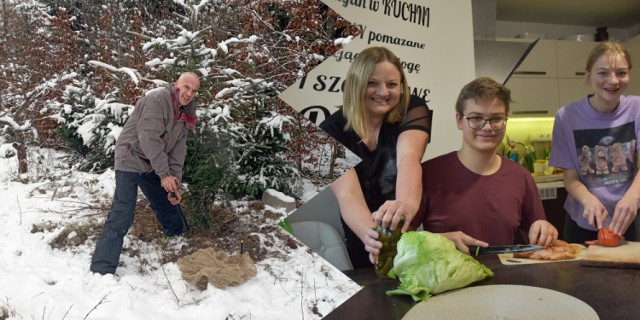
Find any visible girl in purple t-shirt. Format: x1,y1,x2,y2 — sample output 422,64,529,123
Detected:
550,41,640,243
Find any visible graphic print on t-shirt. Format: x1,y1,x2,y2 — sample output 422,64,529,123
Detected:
573,122,637,188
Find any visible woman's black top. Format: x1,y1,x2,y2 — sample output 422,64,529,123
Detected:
320,95,431,268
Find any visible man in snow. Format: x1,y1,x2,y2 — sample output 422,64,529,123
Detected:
90,72,200,275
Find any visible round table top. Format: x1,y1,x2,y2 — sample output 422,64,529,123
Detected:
402,284,599,320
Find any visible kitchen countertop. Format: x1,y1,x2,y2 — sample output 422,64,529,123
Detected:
534,173,564,189
536,180,564,189
326,255,640,320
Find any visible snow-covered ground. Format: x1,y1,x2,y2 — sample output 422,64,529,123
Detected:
0,148,360,319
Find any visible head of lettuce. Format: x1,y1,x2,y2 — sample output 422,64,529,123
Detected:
386,231,494,301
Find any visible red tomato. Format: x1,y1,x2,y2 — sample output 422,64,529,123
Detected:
597,228,621,247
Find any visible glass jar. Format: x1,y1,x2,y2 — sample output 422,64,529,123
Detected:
374,219,404,278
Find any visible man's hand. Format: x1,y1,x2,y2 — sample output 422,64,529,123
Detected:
440,231,488,254
161,175,179,193
168,190,182,205
528,220,558,247
162,175,182,205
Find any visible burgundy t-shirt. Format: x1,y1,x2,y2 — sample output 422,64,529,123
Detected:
416,151,545,245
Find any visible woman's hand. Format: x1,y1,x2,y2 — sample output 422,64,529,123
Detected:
609,195,638,236
362,228,383,264
528,220,557,247
581,194,609,229
372,200,417,232
439,231,488,254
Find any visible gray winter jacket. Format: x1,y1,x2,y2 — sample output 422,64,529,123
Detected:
114,85,197,181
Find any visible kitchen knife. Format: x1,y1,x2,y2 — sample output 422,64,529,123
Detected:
468,245,544,256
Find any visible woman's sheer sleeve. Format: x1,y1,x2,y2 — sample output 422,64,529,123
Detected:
399,95,432,136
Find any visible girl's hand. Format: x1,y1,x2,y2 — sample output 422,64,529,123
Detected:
609,195,638,236
581,195,609,229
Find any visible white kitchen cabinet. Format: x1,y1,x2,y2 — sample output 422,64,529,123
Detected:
512,39,557,78
624,35,640,96
558,78,591,107
555,41,598,109
506,39,601,116
506,39,559,115
556,40,598,78
507,77,559,116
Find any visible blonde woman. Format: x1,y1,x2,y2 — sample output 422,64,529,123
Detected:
320,46,431,268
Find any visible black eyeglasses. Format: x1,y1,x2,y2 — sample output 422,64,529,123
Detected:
461,114,508,130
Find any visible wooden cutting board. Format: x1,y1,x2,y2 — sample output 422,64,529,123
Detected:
580,241,640,269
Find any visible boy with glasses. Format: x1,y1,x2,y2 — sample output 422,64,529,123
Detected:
394,77,557,254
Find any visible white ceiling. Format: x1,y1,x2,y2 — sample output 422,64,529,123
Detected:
497,0,640,29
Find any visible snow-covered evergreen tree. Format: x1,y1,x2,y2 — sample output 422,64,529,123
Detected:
56,80,132,172
53,0,144,173
137,0,301,199
3,0,357,200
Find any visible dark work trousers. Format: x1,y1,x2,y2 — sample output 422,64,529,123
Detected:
90,170,188,275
